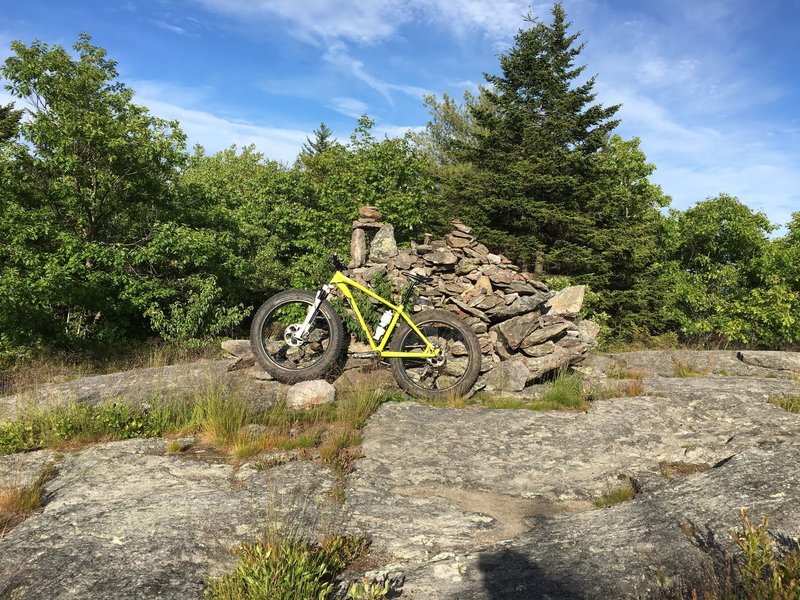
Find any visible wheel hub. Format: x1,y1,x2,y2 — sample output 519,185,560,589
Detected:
284,324,304,347
426,343,446,368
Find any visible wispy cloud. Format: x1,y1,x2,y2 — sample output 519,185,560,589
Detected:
193,0,537,44
138,94,309,164
149,19,198,37
322,41,432,103
328,97,369,118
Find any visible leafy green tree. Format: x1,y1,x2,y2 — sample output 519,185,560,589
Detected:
662,194,799,347
0,34,187,349
0,102,22,142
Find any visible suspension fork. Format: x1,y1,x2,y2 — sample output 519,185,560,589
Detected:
294,284,334,341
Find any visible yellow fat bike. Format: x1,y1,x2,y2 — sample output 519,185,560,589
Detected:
249,255,481,400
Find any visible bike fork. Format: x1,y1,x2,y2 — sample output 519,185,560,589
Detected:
294,284,333,341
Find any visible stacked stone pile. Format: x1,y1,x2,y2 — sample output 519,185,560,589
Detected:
348,207,599,393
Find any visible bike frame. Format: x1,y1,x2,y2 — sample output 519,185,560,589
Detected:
325,271,439,358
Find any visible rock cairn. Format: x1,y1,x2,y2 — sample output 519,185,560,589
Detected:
347,208,599,393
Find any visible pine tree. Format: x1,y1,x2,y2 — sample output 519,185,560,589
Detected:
453,4,620,272
300,122,336,158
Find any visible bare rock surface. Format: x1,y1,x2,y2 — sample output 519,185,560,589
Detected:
1,350,799,599
0,439,341,600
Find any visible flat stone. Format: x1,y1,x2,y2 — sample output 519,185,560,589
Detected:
451,220,472,235
487,293,549,321
481,265,514,286
546,285,585,316
359,206,383,219
445,234,472,248
352,218,384,229
423,251,458,266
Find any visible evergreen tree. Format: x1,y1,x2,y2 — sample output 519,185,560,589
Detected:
454,3,620,271
300,122,336,158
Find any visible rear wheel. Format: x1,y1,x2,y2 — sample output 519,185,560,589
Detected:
389,309,481,400
250,290,346,383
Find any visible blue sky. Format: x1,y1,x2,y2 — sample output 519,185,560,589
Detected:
2,0,798,229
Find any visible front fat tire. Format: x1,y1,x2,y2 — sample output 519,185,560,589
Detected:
389,309,481,400
249,289,346,384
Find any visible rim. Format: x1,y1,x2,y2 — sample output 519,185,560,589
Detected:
258,299,333,372
397,320,473,392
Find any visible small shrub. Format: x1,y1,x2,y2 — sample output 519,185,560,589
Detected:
205,534,367,600
346,577,390,600
734,508,800,599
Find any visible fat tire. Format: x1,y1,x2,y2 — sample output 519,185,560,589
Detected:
389,309,481,400
249,289,346,384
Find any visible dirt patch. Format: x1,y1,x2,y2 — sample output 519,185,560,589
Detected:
394,484,595,545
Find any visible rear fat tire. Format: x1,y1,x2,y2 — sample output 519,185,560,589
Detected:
389,309,481,400
249,289,346,384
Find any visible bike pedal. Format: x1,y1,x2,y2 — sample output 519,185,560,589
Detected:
349,351,381,359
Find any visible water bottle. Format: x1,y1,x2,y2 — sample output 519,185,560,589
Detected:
374,310,394,341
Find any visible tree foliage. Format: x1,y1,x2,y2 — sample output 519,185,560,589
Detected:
2,20,798,355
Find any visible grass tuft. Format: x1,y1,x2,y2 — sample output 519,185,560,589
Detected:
770,396,800,413
0,462,58,538
671,357,706,378
205,533,368,600
539,371,590,410
659,461,710,479
594,483,636,508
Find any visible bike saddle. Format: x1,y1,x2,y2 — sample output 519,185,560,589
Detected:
402,271,434,284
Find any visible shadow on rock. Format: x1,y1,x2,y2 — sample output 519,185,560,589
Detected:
478,549,585,600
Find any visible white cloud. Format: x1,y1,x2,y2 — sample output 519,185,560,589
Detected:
138,95,309,163
328,97,369,118
193,0,537,44
322,41,432,102
149,20,197,37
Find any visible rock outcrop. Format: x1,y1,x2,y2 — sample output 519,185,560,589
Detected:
1,350,799,598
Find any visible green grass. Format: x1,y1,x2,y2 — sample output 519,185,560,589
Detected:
671,357,706,378
0,397,197,454
205,533,368,600
0,384,394,472
593,484,636,508
770,396,800,413
418,370,591,412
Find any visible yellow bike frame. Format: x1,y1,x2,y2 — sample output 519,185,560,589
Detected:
329,271,439,358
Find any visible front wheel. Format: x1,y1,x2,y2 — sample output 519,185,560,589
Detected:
389,309,481,400
250,290,346,383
